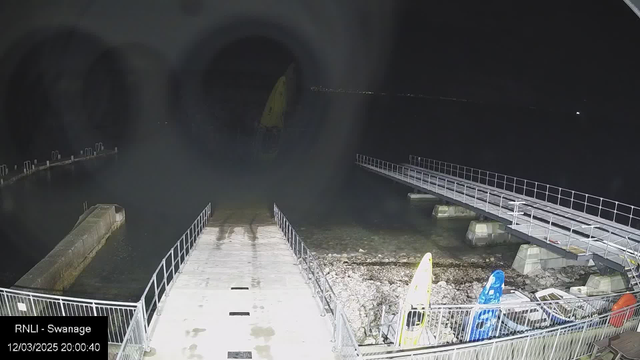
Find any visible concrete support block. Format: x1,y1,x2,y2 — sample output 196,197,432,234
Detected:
432,205,476,219
512,244,591,275
465,221,525,246
13,204,126,293
407,193,437,200
585,273,628,295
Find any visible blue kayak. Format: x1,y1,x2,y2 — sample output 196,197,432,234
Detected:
467,270,505,342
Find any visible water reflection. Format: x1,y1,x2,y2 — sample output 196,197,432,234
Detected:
0,152,516,302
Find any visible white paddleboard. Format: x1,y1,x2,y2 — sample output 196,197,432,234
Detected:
396,252,433,347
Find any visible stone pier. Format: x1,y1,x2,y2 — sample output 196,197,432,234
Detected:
13,204,126,294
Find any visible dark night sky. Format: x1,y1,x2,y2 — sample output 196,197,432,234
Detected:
386,1,640,110
0,0,639,204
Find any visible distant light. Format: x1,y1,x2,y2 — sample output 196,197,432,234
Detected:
576,111,580,115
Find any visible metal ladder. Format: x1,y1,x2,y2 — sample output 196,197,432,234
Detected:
624,258,640,291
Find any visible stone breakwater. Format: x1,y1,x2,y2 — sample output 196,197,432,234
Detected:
317,252,594,344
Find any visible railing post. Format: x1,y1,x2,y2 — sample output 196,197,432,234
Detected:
572,320,589,359
488,339,497,359
153,276,160,315
141,299,150,350
567,221,575,249
1,291,10,315
548,329,561,359
529,210,534,235
92,301,97,316
434,308,444,345
336,305,344,351
545,185,549,203
28,294,35,316
517,335,532,360
60,298,65,316
163,260,168,296
181,235,186,266
486,190,490,210
171,247,176,278
320,276,327,317
463,184,467,202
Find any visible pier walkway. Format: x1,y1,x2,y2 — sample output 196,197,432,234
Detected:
356,154,640,290
147,208,336,360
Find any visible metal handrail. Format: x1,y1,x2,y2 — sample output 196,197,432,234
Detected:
409,155,640,232
390,290,640,311
362,301,640,359
407,157,640,246
274,203,362,358
368,290,638,347
2,286,138,307
115,303,146,360
139,203,212,348
0,287,139,344
356,154,640,272
406,154,640,283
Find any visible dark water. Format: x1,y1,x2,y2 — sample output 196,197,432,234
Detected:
0,148,489,302
0,142,213,293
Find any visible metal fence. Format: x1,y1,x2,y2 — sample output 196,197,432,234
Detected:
138,203,212,346
115,304,147,360
356,154,640,278
1,142,117,186
368,290,640,347
0,287,139,344
274,204,362,359
361,302,640,360
409,155,640,232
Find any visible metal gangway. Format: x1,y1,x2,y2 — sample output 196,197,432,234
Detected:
0,204,357,360
356,154,640,290
3,201,640,360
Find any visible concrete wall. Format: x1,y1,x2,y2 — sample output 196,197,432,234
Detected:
465,220,525,246
432,204,476,219
13,204,125,294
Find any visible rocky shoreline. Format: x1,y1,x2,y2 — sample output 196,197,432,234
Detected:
317,251,595,344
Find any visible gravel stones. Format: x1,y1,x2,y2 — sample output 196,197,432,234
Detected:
316,252,595,344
